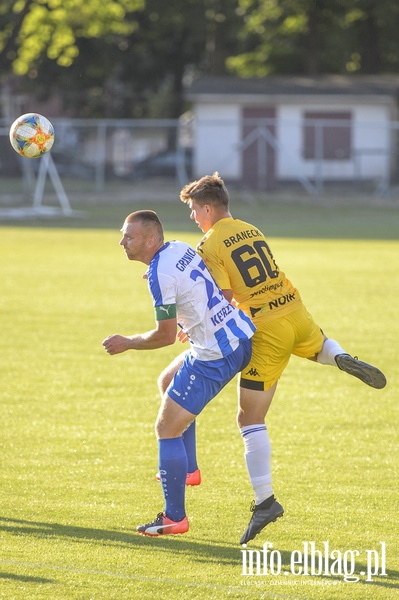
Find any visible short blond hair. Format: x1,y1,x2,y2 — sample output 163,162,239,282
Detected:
124,210,164,242
180,172,229,208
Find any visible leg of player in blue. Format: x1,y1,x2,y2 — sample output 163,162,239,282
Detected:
182,421,201,485
157,356,201,486
137,437,189,536
158,437,187,521
155,421,201,486
137,338,254,537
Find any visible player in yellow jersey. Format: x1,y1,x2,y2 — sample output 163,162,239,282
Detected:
174,172,386,545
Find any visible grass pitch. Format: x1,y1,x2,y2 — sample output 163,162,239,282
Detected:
0,202,398,599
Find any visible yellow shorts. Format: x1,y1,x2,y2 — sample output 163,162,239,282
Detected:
240,304,324,391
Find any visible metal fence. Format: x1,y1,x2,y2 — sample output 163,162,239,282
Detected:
0,116,398,215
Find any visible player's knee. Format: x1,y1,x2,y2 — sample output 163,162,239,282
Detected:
236,399,271,427
155,418,185,440
155,417,165,439
236,407,244,428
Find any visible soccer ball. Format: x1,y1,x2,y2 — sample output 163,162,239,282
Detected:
9,113,55,158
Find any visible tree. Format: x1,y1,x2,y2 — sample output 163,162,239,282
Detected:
1,0,398,119
0,0,143,74
345,0,399,74
113,0,244,118
227,0,399,76
0,0,244,118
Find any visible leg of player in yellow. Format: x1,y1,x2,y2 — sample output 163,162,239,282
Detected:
238,384,284,546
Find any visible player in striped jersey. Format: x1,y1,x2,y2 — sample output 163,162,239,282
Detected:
102,210,255,536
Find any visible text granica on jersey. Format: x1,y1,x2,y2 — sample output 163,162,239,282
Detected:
175,247,197,271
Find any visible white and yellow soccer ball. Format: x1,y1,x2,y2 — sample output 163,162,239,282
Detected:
9,113,55,158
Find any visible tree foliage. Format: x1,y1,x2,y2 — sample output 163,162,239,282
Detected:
0,0,245,117
113,0,244,117
0,0,398,118
0,0,142,73
228,0,399,76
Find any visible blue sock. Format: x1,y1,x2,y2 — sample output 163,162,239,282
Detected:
158,437,187,522
182,421,199,473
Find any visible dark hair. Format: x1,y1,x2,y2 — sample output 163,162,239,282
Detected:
124,210,164,241
180,172,229,208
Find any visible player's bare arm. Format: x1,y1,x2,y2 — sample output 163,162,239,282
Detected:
221,289,234,303
103,315,177,354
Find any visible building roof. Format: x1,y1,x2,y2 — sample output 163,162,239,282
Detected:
187,75,399,102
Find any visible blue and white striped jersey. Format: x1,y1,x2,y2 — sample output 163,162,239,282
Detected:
147,241,255,361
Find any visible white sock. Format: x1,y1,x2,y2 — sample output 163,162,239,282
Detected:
317,338,347,367
240,424,273,505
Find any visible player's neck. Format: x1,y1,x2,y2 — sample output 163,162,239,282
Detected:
211,209,231,226
141,240,165,265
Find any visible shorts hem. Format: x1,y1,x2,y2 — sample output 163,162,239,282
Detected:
239,378,264,391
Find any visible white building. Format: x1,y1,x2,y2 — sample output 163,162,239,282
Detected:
186,75,399,190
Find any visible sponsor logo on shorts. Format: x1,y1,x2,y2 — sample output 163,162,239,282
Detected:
246,367,260,377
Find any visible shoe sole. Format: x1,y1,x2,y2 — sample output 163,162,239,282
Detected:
137,529,188,537
240,505,284,545
136,515,189,537
336,355,387,389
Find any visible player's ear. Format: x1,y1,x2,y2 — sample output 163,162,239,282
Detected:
147,235,159,250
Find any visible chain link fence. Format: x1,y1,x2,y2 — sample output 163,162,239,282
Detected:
0,116,398,216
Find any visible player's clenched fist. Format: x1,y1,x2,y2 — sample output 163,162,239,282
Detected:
102,334,131,355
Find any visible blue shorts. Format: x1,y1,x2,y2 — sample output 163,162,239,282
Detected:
166,338,252,415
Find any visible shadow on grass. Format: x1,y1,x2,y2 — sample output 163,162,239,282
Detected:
0,516,398,590
0,571,57,584
0,515,239,564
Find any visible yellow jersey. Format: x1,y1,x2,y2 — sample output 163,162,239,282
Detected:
197,217,302,324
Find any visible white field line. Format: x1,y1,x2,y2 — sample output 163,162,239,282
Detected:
0,558,300,599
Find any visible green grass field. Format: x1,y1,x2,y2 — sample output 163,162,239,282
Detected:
1,200,398,599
